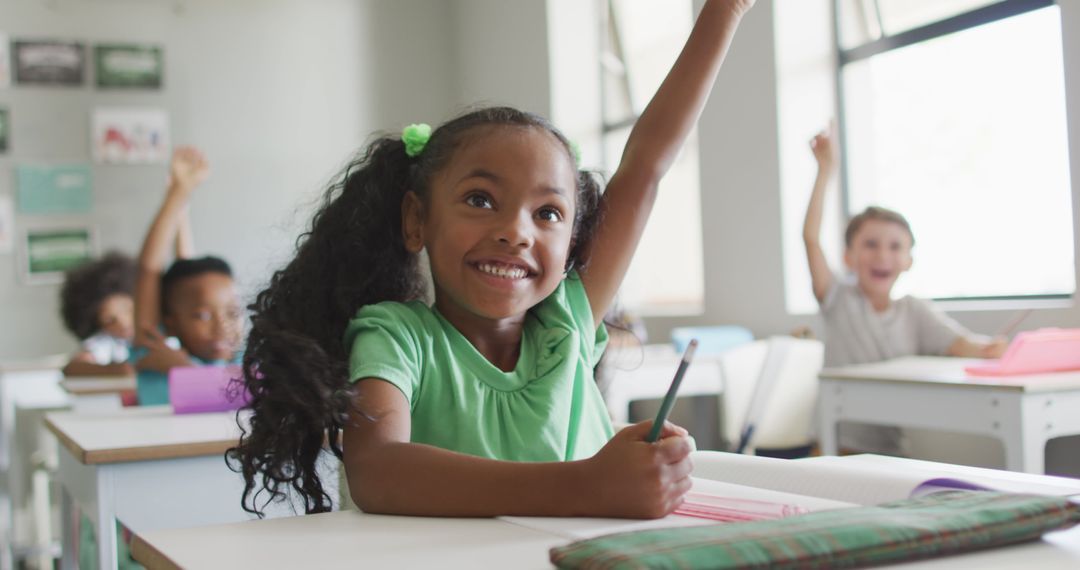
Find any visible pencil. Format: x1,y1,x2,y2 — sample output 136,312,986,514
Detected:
646,339,699,443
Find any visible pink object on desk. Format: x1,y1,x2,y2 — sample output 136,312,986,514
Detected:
168,365,250,414
674,493,808,522
965,328,1080,377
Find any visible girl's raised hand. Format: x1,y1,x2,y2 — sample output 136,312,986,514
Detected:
582,420,694,519
168,146,210,193
719,0,757,17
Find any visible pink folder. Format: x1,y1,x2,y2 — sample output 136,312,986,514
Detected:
168,365,251,414
965,328,1080,377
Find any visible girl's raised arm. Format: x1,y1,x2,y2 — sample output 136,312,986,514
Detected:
579,0,754,324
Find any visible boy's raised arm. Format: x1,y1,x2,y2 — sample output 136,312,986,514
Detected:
803,128,836,304
134,147,209,342
579,0,755,324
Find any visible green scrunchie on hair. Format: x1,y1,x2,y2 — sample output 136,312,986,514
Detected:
402,123,432,157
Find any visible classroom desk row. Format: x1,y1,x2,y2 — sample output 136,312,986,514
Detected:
128,454,1080,570
7,355,1080,569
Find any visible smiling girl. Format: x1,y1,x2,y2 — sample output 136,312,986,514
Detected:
231,0,756,518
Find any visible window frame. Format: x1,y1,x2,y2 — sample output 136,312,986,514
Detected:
832,0,1072,304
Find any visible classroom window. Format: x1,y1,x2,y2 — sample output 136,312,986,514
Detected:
837,0,1075,301
775,0,840,315
601,0,704,316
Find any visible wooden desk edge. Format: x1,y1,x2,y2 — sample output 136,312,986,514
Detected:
44,416,238,464
44,416,91,465
61,385,135,396
818,372,1027,392
131,534,182,570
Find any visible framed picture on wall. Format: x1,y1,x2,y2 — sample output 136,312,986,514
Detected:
95,44,164,89
13,40,85,86
0,107,9,153
91,108,170,164
19,226,97,285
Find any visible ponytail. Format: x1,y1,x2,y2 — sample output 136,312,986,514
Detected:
228,136,424,515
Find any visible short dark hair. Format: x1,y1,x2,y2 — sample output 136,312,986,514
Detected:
844,206,915,248
161,256,233,315
60,251,137,340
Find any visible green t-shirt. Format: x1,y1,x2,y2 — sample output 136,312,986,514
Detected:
344,273,613,462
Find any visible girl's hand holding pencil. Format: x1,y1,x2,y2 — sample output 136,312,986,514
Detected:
582,420,694,519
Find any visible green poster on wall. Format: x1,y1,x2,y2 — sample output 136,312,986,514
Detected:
16,164,93,214
95,44,163,88
22,227,95,284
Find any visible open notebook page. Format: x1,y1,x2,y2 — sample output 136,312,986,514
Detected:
801,455,1080,497
691,452,990,506
500,476,854,541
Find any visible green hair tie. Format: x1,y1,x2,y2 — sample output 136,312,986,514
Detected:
402,123,432,157
569,140,582,164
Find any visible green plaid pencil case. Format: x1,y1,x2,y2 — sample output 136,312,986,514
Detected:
550,491,1080,569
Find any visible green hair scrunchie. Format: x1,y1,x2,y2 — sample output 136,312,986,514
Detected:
568,140,582,164
402,123,432,157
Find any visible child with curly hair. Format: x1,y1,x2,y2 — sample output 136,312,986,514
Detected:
60,251,137,376
231,0,755,518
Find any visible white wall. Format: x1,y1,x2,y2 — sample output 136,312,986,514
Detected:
0,0,458,360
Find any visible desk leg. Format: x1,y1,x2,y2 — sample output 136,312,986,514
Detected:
94,467,117,570
818,381,839,456
60,488,74,570
1001,395,1047,474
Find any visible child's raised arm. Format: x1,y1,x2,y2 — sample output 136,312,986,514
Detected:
343,380,693,518
579,0,755,324
803,126,836,304
133,146,209,342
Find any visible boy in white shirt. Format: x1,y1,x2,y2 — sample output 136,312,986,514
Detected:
803,125,1006,453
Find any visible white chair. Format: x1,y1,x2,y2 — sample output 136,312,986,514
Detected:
733,337,824,455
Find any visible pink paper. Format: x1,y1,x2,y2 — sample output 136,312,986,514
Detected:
168,365,250,414
965,328,1080,377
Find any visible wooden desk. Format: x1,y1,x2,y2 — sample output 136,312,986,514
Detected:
59,375,134,411
0,356,67,569
818,356,1080,473
45,406,335,570
132,511,563,570
129,453,1080,569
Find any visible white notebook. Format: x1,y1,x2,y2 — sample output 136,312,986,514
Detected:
502,452,1080,541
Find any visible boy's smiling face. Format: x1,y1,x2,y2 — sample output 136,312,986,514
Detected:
844,218,913,300
403,125,578,325
163,272,243,362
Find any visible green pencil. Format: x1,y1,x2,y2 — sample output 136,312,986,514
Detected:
646,339,699,443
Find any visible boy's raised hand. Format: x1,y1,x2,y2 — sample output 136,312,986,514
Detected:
169,146,210,192
809,123,837,173
582,420,694,519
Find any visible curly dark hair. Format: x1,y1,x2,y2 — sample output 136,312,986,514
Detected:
227,107,605,516
60,251,137,340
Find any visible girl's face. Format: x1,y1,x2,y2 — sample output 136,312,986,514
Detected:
844,219,913,299
98,293,134,340
404,126,577,323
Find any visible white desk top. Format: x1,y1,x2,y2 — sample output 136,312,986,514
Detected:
132,510,563,570
45,406,242,465
820,356,1080,393
0,354,67,373
60,375,136,395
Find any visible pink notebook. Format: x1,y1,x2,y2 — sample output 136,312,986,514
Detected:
965,328,1080,377
168,365,250,414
